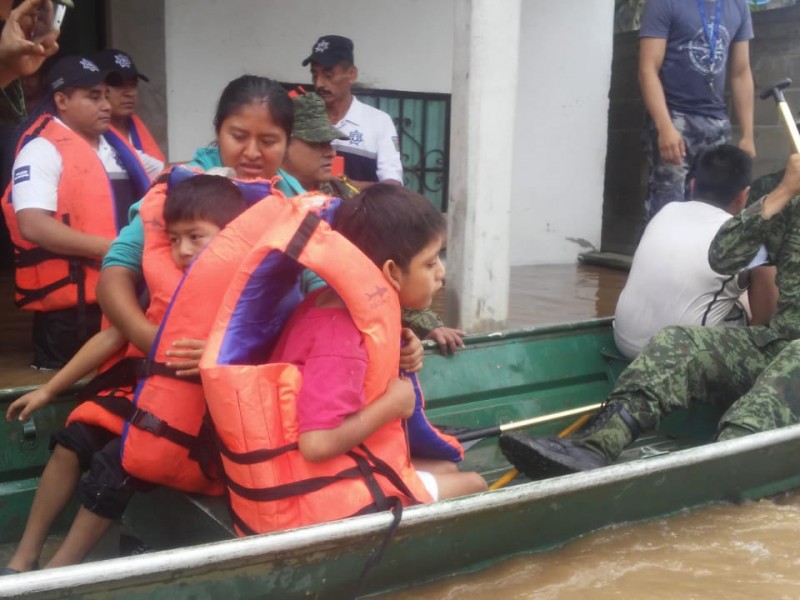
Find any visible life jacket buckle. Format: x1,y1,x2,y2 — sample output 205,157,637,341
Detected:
130,408,166,436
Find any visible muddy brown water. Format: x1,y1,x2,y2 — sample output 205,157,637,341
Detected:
388,494,800,599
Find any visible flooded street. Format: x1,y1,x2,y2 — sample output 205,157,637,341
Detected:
390,493,800,599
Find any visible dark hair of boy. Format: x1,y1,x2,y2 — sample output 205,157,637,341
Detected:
333,184,446,270
163,174,247,229
691,143,753,209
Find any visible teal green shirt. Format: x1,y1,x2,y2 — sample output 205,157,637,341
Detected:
101,147,304,277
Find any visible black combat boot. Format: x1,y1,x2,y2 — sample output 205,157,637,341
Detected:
499,403,641,480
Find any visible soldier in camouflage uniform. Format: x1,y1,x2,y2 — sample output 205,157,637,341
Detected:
500,154,800,479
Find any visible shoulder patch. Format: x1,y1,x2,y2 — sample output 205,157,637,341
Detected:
13,166,30,184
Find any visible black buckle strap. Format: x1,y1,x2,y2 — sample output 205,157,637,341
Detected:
358,444,423,505
15,275,74,308
77,357,195,402
13,245,73,268
87,392,206,453
224,465,366,502
285,211,321,261
217,440,298,464
130,407,167,436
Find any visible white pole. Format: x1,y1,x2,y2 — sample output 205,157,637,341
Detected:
447,0,521,333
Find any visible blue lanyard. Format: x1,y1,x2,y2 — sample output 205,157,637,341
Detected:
697,0,723,70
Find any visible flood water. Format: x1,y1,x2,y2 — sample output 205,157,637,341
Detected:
389,493,800,599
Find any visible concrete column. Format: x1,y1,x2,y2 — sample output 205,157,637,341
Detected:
106,0,168,157
446,0,521,332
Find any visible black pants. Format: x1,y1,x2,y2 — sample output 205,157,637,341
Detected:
51,422,150,520
31,304,101,370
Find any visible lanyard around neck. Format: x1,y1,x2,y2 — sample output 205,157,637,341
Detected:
697,0,723,70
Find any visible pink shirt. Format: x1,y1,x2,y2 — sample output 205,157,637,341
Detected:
269,294,368,432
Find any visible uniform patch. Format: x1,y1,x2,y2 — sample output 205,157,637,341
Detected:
392,136,400,152
349,130,364,146
13,166,31,184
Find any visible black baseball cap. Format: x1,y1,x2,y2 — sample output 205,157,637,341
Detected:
301,35,354,68
92,48,150,83
47,55,112,93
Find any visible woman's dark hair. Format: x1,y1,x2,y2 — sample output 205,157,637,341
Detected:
213,75,293,139
164,174,247,229
333,184,446,270
691,144,752,208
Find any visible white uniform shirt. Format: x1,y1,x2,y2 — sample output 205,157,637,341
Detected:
332,96,403,183
11,118,163,213
613,200,747,360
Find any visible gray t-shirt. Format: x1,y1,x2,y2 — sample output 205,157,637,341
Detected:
640,0,753,119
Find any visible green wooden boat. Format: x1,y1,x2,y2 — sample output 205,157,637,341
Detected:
2,317,800,599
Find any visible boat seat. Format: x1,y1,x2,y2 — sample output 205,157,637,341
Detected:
123,487,236,551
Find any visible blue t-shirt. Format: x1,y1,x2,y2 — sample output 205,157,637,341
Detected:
640,0,753,119
101,146,305,276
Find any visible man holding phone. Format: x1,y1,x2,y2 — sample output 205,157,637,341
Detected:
0,0,65,125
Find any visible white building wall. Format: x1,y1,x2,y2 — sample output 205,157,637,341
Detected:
164,0,454,162
163,0,613,266
510,0,614,265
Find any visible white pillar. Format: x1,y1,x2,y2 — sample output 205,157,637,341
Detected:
446,0,521,333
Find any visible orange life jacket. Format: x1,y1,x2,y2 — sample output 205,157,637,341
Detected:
66,172,182,436
122,114,166,163
200,196,432,536
101,169,280,494
65,167,278,496
1,114,150,312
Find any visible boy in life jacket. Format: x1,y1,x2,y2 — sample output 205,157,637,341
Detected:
271,184,487,502
2,174,247,575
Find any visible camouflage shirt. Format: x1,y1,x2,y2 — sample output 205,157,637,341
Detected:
709,196,800,341
0,80,25,126
401,308,445,339
747,169,784,207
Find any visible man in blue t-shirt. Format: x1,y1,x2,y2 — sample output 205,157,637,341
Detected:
639,0,754,218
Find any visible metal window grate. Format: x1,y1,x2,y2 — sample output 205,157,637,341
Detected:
357,89,450,212
283,83,450,212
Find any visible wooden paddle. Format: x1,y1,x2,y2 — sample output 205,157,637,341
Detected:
455,402,603,443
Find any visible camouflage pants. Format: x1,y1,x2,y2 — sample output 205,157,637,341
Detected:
644,112,731,219
609,325,800,438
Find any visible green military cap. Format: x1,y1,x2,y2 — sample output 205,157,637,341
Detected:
292,91,348,144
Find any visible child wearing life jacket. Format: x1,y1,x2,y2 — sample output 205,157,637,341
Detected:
2,174,247,575
271,184,487,502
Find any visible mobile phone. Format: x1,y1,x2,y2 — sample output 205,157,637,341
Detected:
52,2,66,29
34,0,70,41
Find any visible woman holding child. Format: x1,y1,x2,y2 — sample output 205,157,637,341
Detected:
3,75,483,575
2,75,302,575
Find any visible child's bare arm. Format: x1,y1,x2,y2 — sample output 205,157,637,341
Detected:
96,266,158,354
6,327,127,422
298,377,415,463
399,328,423,372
